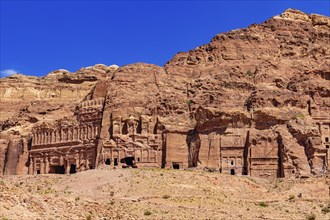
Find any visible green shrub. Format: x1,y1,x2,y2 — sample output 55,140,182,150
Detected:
259,202,268,207
86,214,92,220
185,99,192,106
162,194,170,199
322,206,330,214
289,195,295,201
247,69,253,76
144,210,152,216
306,212,316,220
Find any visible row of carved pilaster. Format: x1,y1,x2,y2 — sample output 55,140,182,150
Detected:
32,123,100,146
80,98,104,108
29,149,92,174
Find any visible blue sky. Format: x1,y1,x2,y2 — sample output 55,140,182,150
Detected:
1,1,329,77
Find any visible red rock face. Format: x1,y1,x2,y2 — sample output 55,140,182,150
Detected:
0,9,329,178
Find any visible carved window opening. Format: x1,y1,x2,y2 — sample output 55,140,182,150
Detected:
231,160,234,166
114,158,118,166
230,169,235,175
37,170,40,174
326,145,329,149
172,162,180,169
292,170,295,174
326,137,329,143
69,164,76,174
137,158,140,162
105,158,111,165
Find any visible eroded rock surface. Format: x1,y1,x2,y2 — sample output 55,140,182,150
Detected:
0,9,329,178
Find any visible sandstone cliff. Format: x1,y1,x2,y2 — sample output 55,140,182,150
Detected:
0,9,329,178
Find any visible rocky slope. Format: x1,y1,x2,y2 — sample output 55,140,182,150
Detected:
0,9,329,177
1,169,329,219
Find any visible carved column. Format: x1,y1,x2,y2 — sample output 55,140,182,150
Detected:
85,155,90,170
65,129,69,141
47,132,50,144
78,151,82,168
67,128,71,141
49,131,52,144
29,157,33,174
84,126,87,140
60,129,64,142
90,125,93,139
60,155,64,166
54,130,57,143
39,133,42,145
95,124,98,137
75,153,79,169
80,126,84,140
119,118,122,135
70,127,73,141
33,157,37,174
45,155,49,174
134,122,138,134
41,132,44,145
65,158,70,174
40,158,45,174
44,132,47,144
41,132,45,144
85,126,88,140
73,127,77,141
57,129,61,143
89,125,93,139
51,131,55,143
45,132,49,144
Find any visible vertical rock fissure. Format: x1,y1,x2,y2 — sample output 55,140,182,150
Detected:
94,95,107,168
161,132,167,168
276,132,285,178
242,130,250,175
186,129,201,168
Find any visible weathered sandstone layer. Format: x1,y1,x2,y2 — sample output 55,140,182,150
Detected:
0,9,329,178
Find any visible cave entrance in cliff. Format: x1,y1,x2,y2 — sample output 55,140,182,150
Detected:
49,166,65,174
124,157,135,166
114,158,118,166
105,158,111,165
172,162,180,169
69,164,76,174
230,169,235,175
